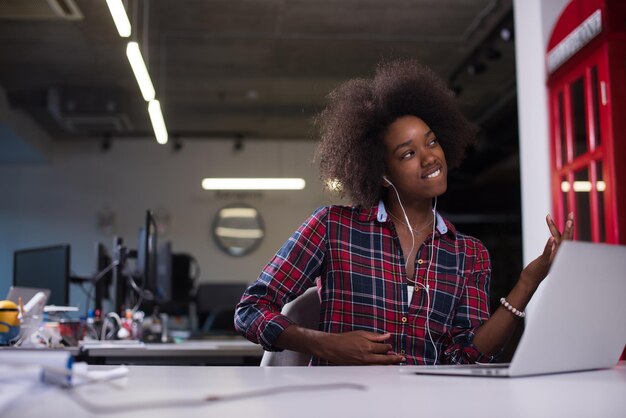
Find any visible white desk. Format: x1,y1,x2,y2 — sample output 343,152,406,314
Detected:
79,338,264,365
6,363,626,418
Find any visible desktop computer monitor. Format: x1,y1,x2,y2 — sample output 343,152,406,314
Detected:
156,241,172,302
195,283,249,334
112,211,162,313
13,245,70,306
136,210,158,298
94,242,113,311
155,242,197,315
114,211,193,314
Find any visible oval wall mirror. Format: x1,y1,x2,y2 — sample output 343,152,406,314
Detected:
212,203,265,256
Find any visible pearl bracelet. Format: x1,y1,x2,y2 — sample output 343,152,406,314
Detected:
500,297,526,318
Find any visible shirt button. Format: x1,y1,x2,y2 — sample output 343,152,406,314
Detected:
401,316,408,323
417,259,424,265
400,350,406,355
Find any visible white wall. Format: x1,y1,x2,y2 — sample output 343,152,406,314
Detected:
0,138,343,307
514,0,569,265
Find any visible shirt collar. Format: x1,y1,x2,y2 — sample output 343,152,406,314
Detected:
363,200,456,237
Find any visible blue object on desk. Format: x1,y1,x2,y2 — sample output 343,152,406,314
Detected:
0,322,20,345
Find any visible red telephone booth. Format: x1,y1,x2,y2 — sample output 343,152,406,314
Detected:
546,0,626,357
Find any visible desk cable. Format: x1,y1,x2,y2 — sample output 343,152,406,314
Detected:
66,382,367,414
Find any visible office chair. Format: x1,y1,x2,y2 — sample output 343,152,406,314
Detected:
260,286,321,366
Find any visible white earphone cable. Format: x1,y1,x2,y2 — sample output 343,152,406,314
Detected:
387,179,438,364
388,181,415,270
411,196,438,364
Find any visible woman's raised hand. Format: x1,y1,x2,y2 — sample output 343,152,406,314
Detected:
546,212,574,261
520,213,574,289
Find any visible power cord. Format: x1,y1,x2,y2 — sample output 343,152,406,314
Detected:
66,382,366,414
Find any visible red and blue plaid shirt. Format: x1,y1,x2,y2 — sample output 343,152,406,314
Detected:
235,202,495,365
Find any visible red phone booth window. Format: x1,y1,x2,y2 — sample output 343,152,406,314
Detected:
547,0,626,243
547,0,626,358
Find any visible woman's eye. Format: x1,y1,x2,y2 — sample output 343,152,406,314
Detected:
429,138,439,147
401,151,415,160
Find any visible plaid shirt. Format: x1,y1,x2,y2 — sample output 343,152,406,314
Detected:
235,202,495,365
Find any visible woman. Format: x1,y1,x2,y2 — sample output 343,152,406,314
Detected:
234,59,573,365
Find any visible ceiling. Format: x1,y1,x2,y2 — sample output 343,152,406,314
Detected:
0,0,516,140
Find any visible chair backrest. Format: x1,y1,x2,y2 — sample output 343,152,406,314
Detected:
260,286,321,366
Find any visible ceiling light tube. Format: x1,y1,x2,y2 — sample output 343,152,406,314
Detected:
148,100,168,144
126,42,155,101
106,0,131,37
201,178,306,190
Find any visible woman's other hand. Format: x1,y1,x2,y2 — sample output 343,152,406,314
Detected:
520,213,574,289
546,212,574,260
317,331,406,365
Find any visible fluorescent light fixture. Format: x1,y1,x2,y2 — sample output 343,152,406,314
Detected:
560,181,606,193
126,42,155,101
202,178,306,190
219,208,259,218
106,0,131,37
215,227,264,239
148,100,168,144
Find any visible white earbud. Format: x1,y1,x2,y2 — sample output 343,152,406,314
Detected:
383,175,392,185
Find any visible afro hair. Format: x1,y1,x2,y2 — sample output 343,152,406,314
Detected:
314,59,478,207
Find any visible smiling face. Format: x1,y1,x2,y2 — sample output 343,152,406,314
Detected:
382,115,447,203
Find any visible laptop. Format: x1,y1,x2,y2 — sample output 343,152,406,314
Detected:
6,286,50,314
403,241,626,377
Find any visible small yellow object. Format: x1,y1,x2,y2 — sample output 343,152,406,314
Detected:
0,300,20,345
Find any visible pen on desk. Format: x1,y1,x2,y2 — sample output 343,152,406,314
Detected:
18,296,24,318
